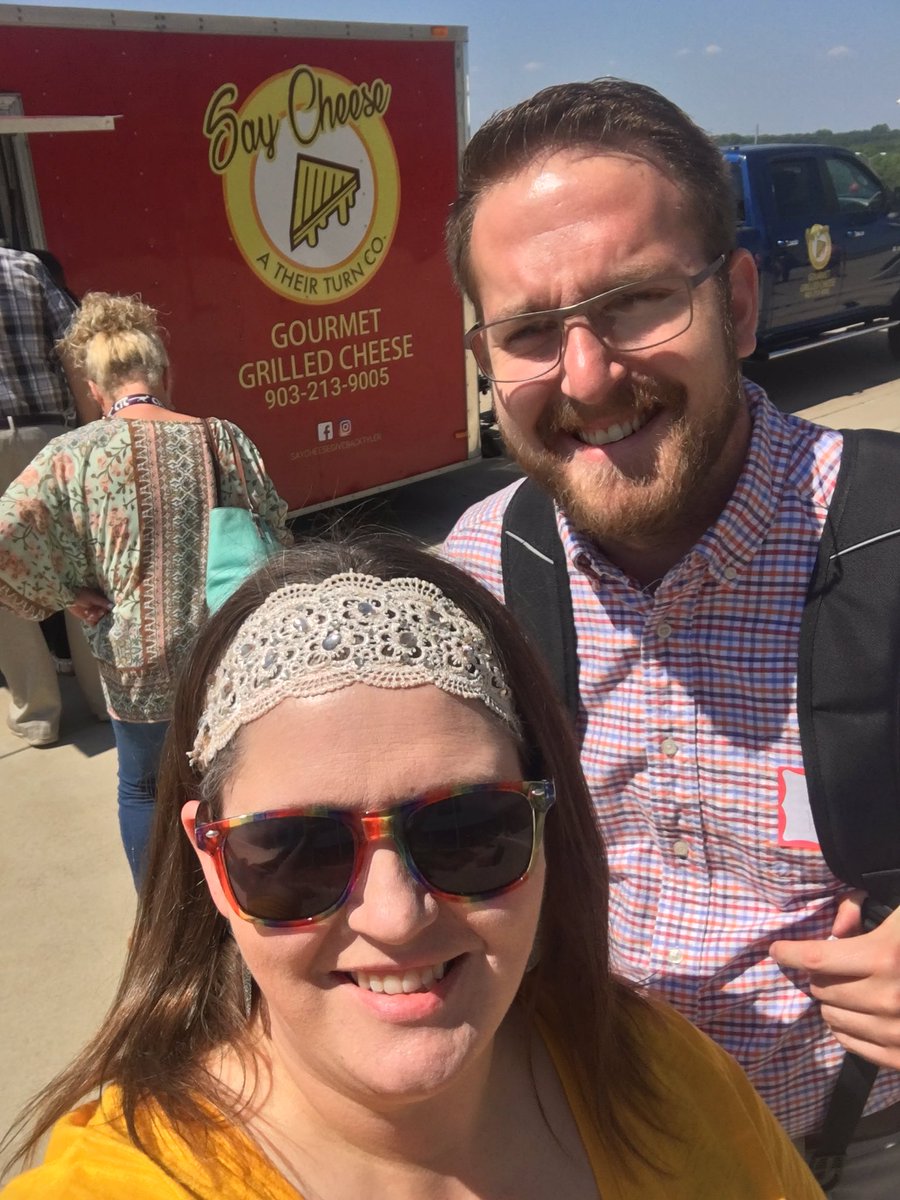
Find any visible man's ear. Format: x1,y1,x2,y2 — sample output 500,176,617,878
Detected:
727,249,759,359
181,799,233,921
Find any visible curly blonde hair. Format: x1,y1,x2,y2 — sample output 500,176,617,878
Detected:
58,292,169,393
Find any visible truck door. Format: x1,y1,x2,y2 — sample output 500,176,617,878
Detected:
765,152,843,333
820,151,900,315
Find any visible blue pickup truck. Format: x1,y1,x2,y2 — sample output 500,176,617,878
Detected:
724,144,900,360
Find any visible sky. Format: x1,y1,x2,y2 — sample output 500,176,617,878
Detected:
21,0,900,137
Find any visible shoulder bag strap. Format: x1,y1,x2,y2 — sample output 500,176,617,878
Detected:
200,418,222,506
500,478,580,723
220,420,253,510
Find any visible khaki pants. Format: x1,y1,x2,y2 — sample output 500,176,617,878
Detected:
0,421,106,741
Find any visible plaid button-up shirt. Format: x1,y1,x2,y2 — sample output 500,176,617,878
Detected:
0,247,76,422
444,381,900,1137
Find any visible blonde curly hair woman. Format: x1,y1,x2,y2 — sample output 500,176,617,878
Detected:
0,293,292,887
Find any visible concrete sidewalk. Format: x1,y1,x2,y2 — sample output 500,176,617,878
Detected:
2,378,899,1167
788,377,900,434
0,682,132,1159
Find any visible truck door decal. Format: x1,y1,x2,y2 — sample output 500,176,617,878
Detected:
805,223,833,271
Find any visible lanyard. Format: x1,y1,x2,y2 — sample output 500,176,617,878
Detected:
106,393,166,418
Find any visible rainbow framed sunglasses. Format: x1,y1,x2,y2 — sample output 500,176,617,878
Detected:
192,780,555,927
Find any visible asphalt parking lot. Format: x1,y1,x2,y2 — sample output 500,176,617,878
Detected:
2,331,899,1169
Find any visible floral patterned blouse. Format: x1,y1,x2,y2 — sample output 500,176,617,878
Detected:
0,417,292,721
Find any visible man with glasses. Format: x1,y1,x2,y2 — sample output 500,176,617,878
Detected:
443,78,900,1196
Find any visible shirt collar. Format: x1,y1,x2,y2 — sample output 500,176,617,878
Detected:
692,379,781,585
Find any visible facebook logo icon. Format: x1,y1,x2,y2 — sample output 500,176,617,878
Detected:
317,421,334,442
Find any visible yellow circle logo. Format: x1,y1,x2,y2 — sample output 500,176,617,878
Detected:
805,223,833,272
204,66,400,304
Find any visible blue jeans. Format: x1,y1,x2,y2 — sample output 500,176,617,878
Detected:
110,719,169,889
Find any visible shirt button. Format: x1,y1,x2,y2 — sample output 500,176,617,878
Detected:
656,621,673,639
723,565,738,581
672,839,690,859
667,949,684,965
660,737,678,756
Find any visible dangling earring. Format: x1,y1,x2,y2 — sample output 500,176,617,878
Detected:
242,961,254,1018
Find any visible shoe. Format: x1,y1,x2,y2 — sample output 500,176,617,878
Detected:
5,717,57,747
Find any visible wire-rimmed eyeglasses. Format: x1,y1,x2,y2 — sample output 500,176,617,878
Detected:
465,254,727,384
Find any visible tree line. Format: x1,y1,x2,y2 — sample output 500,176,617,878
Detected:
714,125,900,190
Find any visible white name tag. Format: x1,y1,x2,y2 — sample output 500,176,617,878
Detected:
777,767,820,849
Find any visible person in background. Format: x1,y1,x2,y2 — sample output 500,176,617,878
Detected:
0,536,823,1198
30,250,79,306
29,248,96,679
442,78,900,1195
0,292,292,887
0,245,100,744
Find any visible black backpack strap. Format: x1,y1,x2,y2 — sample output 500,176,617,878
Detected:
797,427,900,908
500,478,579,722
807,1034,880,1189
805,897,887,1188
797,427,900,1185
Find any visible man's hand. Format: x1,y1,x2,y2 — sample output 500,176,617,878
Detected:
770,893,900,1069
68,587,111,627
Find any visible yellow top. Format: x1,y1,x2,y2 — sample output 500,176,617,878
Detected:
2,1003,822,1199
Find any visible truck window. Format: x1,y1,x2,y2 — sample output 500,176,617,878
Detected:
770,159,820,220
728,161,746,224
823,155,883,214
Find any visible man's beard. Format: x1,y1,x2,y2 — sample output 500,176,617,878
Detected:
499,355,744,548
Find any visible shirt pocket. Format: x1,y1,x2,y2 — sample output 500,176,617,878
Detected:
752,836,842,911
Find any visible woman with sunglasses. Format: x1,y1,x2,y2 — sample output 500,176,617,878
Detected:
1,537,821,1198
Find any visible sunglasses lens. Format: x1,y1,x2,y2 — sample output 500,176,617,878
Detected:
406,788,535,897
223,814,355,922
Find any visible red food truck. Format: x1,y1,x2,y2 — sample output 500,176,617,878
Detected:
0,4,480,512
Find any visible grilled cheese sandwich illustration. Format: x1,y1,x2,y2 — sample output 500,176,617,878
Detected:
290,153,361,250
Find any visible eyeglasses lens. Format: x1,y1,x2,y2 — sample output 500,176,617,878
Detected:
224,813,356,922
406,789,535,896
476,276,693,383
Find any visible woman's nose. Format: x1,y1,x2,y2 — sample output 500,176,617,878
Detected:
344,841,439,943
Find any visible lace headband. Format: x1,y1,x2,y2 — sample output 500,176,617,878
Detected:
189,571,521,772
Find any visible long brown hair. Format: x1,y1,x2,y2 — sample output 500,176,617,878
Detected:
3,533,661,1182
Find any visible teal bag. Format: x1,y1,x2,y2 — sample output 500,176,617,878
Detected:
202,420,278,612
